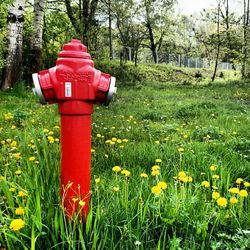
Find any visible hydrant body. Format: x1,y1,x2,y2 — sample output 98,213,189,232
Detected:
32,39,116,218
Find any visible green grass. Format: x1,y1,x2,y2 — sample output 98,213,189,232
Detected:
0,80,250,249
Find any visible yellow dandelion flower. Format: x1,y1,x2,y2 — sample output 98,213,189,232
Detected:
210,164,217,171
177,147,184,153
244,181,250,188
151,185,162,195
236,178,244,184
1,140,5,145
12,153,21,160
10,219,25,231
212,191,220,200
0,176,6,181
15,170,22,176
96,134,102,138
11,125,16,129
121,170,131,177
49,131,54,135
110,141,115,145
79,200,86,207
91,149,95,153
157,181,167,190
105,140,111,144
112,186,119,192
216,197,227,207
95,178,101,184
151,169,160,176
212,185,218,190
179,176,189,183
187,176,193,182
18,191,28,197
122,139,128,143
111,137,117,142
140,173,148,178
230,197,238,204
9,187,15,192
212,175,220,180
10,141,17,147
43,129,49,133
155,159,162,163
229,187,239,194
155,140,160,144
6,139,12,143
15,207,25,215
152,165,160,171
117,139,122,143
201,181,210,188
112,166,121,172
48,136,55,144
29,156,36,161
178,171,186,178
239,189,248,197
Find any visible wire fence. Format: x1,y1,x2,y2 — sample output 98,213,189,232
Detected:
114,47,239,70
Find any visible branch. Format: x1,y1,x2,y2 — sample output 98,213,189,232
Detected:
64,0,81,34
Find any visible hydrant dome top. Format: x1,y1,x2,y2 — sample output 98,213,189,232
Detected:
59,39,91,59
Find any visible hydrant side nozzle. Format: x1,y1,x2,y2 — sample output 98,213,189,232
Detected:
32,73,46,105
104,76,117,106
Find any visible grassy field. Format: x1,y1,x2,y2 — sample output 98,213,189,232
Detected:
0,79,250,249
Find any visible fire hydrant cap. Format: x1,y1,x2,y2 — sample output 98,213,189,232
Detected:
32,73,46,104
104,77,117,106
59,39,91,59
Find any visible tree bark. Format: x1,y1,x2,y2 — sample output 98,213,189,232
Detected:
241,0,250,78
211,1,221,82
29,0,47,76
108,0,113,59
1,0,26,90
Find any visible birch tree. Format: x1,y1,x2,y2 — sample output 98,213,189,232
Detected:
30,0,47,74
1,0,26,90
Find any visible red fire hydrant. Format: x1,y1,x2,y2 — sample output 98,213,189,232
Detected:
32,39,116,218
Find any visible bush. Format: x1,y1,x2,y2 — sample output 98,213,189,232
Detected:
94,60,192,85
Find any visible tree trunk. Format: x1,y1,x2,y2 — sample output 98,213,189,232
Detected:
1,0,26,90
108,0,113,59
211,1,221,82
241,0,250,78
146,21,157,63
29,0,47,77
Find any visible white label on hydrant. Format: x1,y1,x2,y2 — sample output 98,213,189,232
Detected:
65,82,72,97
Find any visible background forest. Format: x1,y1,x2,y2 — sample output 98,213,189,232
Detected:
1,0,250,89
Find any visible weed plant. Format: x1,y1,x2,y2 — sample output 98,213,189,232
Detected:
0,80,250,249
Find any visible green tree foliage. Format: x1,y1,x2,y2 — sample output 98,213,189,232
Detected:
64,0,100,50
140,0,176,63
2,0,250,88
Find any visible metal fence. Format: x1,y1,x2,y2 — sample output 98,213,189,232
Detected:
114,47,238,70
